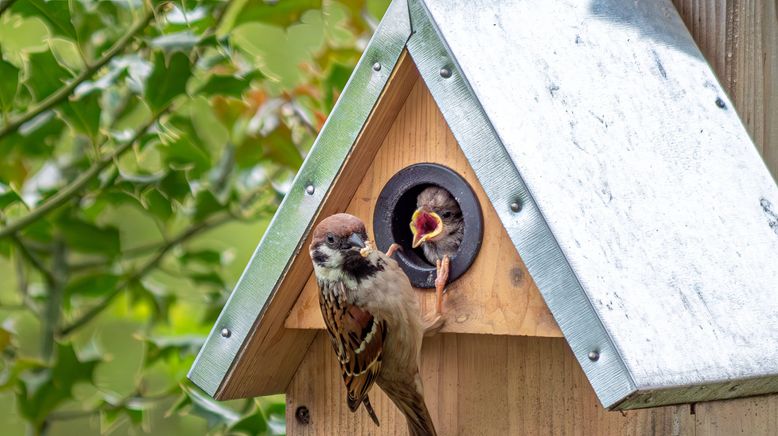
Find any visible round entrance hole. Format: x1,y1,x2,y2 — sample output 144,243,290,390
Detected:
373,163,483,288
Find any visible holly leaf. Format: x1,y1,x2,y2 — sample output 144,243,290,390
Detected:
58,217,121,256
144,51,193,112
197,71,262,98
143,336,205,368
232,0,322,27
25,51,72,101
180,249,222,266
0,183,23,210
59,91,101,141
167,384,239,429
12,0,78,40
65,273,121,299
0,57,19,112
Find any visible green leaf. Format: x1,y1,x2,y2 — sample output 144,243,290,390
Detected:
0,57,20,112
128,280,175,323
143,336,205,368
12,0,78,40
17,342,100,425
142,188,173,221
161,135,211,175
236,123,302,169
144,51,193,112
197,71,262,98
229,407,269,435
193,190,223,221
188,272,225,288
169,384,240,429
59,91,101,140
58,217,121,256
232,0,322,27
158,170,191,202
25,51,72,101
65,273,120,299
0,183,23,210
180,249,222,266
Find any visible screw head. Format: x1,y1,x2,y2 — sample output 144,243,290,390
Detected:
295,406,310,425
439,67,452,78
588,350,600,361
221,328,231,338
510,201,522,213
715,97,726,109
305,184,315,195
372,62,381,72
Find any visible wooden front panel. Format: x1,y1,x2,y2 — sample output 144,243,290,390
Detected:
285,75,561,338
673,0,778,178
287,333,695,436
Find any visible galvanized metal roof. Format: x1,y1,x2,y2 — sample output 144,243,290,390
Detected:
191,0,778,409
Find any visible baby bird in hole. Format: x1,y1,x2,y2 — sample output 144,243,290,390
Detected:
310,213,442,436
409,186,464,315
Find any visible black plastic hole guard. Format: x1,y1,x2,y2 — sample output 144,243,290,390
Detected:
373,163,484,289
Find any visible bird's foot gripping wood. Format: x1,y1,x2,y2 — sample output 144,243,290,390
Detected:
434,256,450,316
385,243,401,257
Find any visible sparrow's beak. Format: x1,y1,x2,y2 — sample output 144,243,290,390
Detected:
347,232,366,249
410,209,443,248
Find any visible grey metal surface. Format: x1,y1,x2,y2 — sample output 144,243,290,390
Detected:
187,0,411,396
407,0,633,409
419,0,778,408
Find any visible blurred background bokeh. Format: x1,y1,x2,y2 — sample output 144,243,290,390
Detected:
0,0,388,434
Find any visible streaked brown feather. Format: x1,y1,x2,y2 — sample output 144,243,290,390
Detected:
318,280,386,417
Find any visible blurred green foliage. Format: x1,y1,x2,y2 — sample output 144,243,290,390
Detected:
0,0,389,434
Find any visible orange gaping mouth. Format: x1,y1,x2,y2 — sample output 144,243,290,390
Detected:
410,210,443,248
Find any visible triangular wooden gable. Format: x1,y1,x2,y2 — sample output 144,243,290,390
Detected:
215,53,559,400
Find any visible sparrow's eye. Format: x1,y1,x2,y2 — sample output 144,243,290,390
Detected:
441,211,452,219
325,233,336,246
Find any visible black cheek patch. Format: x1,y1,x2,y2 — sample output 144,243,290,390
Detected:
342,251,383,282
312,249,329,265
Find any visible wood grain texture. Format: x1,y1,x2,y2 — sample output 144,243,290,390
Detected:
215,52,419,399
284,77,561,337
673,0,778,177
287,333,694,436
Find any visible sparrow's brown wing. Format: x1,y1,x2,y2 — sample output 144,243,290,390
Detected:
319,280,386,411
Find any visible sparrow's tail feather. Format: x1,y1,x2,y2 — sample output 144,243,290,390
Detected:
380,377,437,436
363,396,380,426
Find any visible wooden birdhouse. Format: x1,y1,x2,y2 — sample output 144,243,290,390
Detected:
190,0,778,434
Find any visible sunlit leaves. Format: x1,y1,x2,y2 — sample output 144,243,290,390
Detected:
59,91,101,140
144,51,193,113
12,0,78,40
228,0,322,28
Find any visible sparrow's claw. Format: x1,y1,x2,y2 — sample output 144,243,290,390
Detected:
385,243,402,258
434,256,450,316
423,313,445,337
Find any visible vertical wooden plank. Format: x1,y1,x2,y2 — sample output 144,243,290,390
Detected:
287,334,696,435
673,0,778,177
695,395,778,435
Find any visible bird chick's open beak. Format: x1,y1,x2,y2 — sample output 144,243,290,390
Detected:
410,209,443,248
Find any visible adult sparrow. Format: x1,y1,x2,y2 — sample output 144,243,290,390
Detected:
410,186,464,315
310,213,440,436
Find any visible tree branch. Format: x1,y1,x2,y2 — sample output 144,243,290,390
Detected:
11,235,55,286
59,212,234,336
0,7,155,140
42,238,66,361
0,110,165,240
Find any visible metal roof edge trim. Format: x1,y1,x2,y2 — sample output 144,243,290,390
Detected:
407,0,636,408
187,0,412,397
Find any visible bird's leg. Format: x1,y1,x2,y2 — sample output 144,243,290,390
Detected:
385,243,401,257
434,255,450,316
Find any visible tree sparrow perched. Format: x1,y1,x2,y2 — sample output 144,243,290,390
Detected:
310,213,440,436
410,186,464,315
